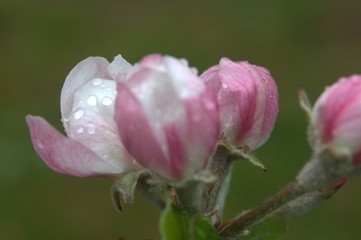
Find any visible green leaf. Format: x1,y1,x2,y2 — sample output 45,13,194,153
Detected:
191,215,220,240
160,204,221,240
160,204,190,240
236,220,287,240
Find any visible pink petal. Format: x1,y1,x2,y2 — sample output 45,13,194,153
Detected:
61,57,111,120
183,90,220,172
114,84,172,180
199,65,222,94
314,75,361,143
162,123,187,180
218,59,258,145
26,115,121,177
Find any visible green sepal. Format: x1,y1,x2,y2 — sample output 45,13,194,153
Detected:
230,148,267,172
111,169,144,212
298,87,313,123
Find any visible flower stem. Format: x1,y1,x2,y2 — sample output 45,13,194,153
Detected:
176,180,202,214
217,181,298,239
217,150,350,240
200,142,234,224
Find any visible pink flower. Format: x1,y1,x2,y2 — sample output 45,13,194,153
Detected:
200,58,278,151
26,55,136,176
114,54,220,181
312,75,361,163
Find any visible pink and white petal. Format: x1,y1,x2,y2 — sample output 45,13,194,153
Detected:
163,56,204,98
26,115,121,177
183,91,220,174
200,65,222,94
108,55,134,82
114,84,171,179
162,123,187,181
247,66,278,149
218,60,258,144
314,76,361,143
138,53,163,65
61,57,111,120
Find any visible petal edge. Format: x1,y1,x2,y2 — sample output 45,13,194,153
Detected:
26,115,121,177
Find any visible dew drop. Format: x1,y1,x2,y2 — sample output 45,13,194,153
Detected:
76,126,84,133
222,83,228,89
61,117,69,123
92,78,103,86
73,108,85,120
87,95,98,106
87,124,96,134
101,96,113,106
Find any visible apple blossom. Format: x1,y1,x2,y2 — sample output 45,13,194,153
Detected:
26,55,136,176
312,75,361,163
200,58,278,151
114,54,220,182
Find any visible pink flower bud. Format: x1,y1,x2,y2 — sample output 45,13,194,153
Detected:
26,55,136,176
200,58,278,151
114,54,220,182
312,75,361,163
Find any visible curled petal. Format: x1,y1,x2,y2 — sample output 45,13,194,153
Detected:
26,115,123,176
108,54,134,82
61,57,111,120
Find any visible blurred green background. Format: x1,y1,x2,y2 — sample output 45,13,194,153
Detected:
1,0,361,239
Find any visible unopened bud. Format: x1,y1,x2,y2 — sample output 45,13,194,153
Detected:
200,58,278,151
312,75,361,163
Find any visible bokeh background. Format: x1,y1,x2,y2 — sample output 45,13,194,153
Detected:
1,0,361,239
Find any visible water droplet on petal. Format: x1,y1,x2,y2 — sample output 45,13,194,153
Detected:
101,97,113,106
222,83,228,89
87,124,96,134
73,108,85,120
61,117,69,123
92,78,103,86
76,126,84,133
87,95,98,106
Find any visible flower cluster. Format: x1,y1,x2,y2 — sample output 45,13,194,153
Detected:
26,54,278,182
